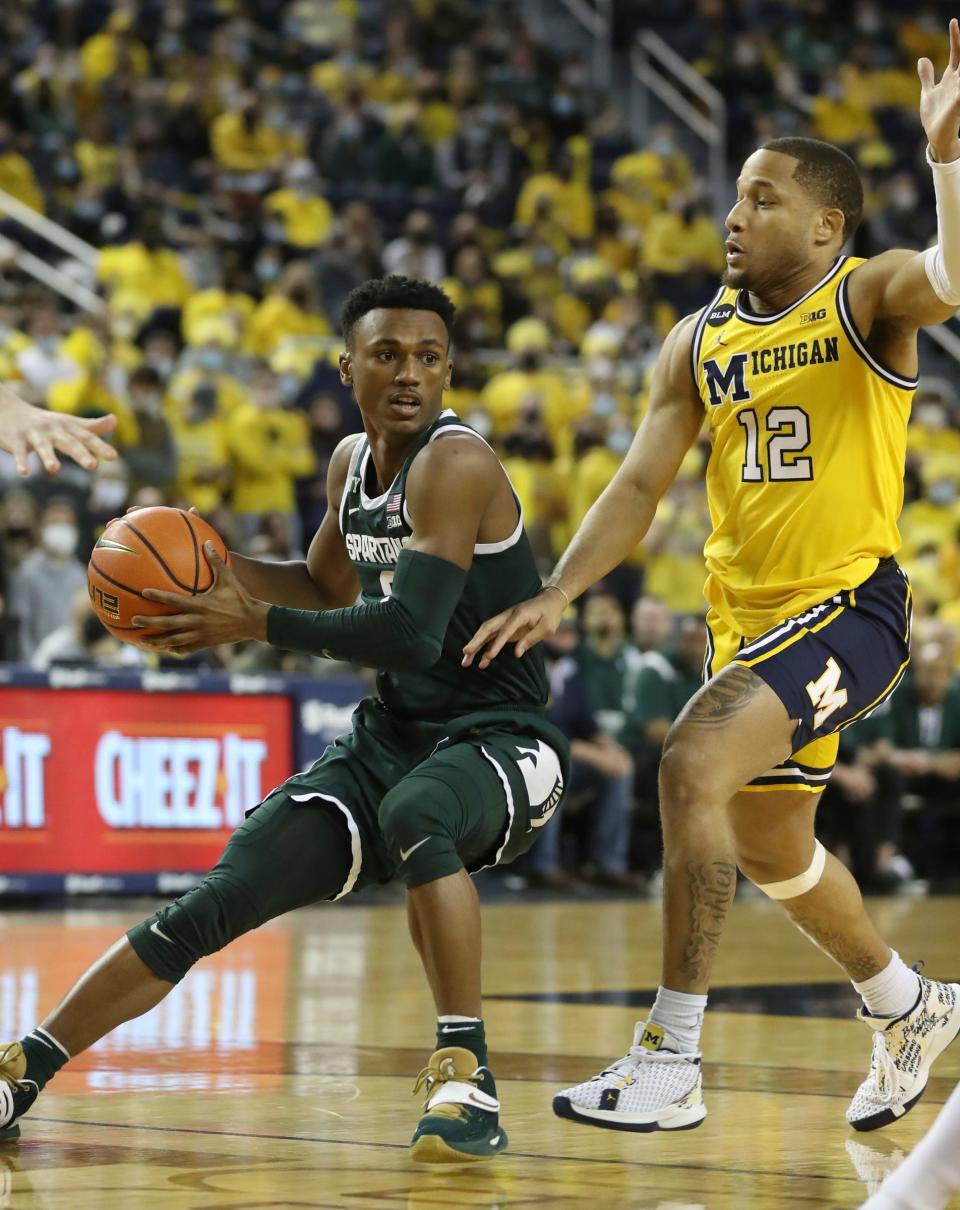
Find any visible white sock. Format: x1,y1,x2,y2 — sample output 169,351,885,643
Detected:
853,951,921,1019
861,1081,960,1210
647,986,707,1054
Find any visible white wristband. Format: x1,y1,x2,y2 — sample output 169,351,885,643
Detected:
926,144,960,171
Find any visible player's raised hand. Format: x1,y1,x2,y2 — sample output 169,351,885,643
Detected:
919,17,960,163
0,386,118,475
133,542,268,653
462,587,567,670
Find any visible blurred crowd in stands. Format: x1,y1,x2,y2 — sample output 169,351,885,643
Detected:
0,0,959,887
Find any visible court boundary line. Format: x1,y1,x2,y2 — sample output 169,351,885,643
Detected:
23,1115,871,1183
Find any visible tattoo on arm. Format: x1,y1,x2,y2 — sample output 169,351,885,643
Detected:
681,860,738,985
685,665,765,728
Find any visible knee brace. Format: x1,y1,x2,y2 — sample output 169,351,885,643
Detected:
752,839,827,900
378,775,464,889
127,871,260,984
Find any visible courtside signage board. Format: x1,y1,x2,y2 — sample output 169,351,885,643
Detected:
0,685,293,891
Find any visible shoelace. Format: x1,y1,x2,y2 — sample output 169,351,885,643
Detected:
596,1046,689,1083
867,1031,901,1104
412,1057,483,1101
0,1044,25,1094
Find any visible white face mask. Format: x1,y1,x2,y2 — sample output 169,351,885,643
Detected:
42,522,78,559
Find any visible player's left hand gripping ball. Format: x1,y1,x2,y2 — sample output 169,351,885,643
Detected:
133,543,269,653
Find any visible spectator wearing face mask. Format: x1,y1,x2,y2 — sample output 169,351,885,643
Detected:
515,148,594,241
246,263,331,360
226,367,315,544
97,214,192,313
123,367,178,493
79,10,149,84
15,308,78,398
181,265,256,351
263,161,335,252
170,383,231,513
211,93,287,182
480,329,576,456
168,321,249,422
899,454,960,566
381,211,446,283
8,498,88,662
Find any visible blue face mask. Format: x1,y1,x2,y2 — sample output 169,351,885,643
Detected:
75,200,104,221
929,480,958,506
591,393,617,417
278,374,300,403
197,348,225,372
256,258,281,282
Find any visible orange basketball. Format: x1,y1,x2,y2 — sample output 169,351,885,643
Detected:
87,507,230,648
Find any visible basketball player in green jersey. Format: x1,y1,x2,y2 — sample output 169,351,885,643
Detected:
0,276,568,1163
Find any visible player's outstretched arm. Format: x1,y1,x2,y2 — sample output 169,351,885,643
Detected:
136,433,499,664
851,18,960,331
0,382,118,474
462,314,704,669
227,433,362,610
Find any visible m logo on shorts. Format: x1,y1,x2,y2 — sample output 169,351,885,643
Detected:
517,741,563,827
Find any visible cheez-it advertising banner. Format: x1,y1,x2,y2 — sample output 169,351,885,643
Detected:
0,687,293,878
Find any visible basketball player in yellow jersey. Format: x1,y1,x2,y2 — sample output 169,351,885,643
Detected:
465,17,960,1137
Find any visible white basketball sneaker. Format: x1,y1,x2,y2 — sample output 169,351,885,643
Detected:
553,1020,706,1132
847,976,960,1131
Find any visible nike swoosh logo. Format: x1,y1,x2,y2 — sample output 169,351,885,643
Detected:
348,507,360,515
150,920,174,944
440,1024,478,1034
95,537,139,555
399,837,430,862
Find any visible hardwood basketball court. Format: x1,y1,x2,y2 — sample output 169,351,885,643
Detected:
1,893,957,1208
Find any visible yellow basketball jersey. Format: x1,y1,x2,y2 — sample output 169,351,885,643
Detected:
692,256,916,637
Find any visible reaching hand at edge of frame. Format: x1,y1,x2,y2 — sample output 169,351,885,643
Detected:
461,585,567,670
0,383,118,475
918,17,960,163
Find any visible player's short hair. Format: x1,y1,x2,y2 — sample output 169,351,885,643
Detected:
341,275,457,345
761,136,863,239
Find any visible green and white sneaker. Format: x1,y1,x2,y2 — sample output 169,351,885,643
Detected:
847,975,960,1131
0,1043,39,1141
409,1046,508,1163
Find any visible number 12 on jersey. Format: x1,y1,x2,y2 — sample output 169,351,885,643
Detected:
737,406,813,483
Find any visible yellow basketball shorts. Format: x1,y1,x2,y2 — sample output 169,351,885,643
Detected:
705,558,912,793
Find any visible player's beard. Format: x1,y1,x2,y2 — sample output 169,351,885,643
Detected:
721,266,751,289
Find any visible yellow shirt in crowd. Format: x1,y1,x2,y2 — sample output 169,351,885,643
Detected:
227,404,316,515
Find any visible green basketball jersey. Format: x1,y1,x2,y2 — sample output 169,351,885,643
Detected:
338,409,550,719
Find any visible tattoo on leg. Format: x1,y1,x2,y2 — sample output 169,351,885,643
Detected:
686,665,765,728
787,910,885,982
681,860,738,984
